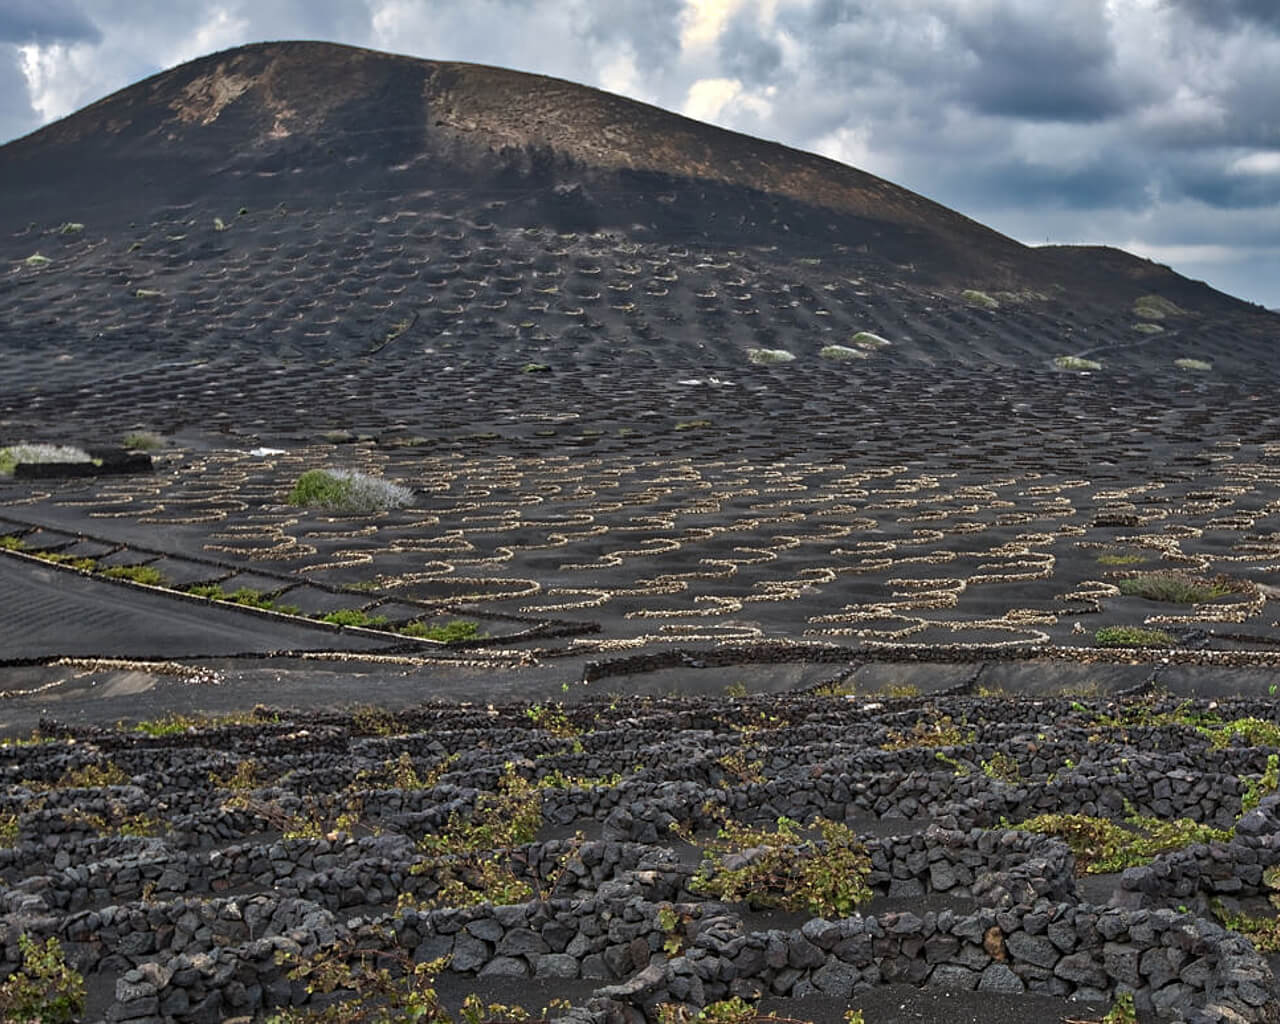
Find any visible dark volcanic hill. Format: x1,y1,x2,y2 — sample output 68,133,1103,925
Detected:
0,39,1275,389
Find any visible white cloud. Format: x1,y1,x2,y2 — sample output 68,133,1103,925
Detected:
1231,151,1280,175
679,0,743,53
683,76,742,122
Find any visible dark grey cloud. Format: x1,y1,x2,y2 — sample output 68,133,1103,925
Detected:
1167,0,1280,30
0,0,100,44
947,4,1131,122
930,154,1154,213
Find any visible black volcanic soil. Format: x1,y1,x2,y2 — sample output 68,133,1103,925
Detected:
2,38,1280,1024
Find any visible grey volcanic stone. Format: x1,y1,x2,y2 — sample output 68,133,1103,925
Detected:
1005,931,1058,969
978,963,1025,994
812,959,861,997
479,956,528,977
451,933,489,973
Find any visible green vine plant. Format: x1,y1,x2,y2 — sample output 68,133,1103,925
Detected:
657,999,862,1024
881,715,974,750
1214,865,1280,952
690,815,873,918
0,935,86,1024
407,766,545,908
1013,812,1232,874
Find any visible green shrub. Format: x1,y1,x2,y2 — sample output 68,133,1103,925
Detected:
1174,357,1211,371
23,253,51,267
0,443,92,474
1116,573,1232,604
1095,625,1175,648
819,344,868,361
321,608,389,628
960,289,1000,310
1132,322,1164,334
100,565,167,586
0,934,85,1023
850,331,891,349
1055,355,1102,371
400,619,482,642
122,431,163,450
1133,294,1183,320
287,469,413,514
1098,552,1143,566
747,347,795,364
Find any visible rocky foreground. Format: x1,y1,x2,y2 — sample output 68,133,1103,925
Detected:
2,690,1279,1023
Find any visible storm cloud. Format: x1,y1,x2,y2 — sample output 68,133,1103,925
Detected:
2,0,1278,308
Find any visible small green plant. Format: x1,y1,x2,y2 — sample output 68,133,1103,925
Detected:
982,752,1022,783
1133,294,1182,320
412,766,542,907
100,565,167,586
675,419,712,431
1095,625,1175,648
287,469,413,514
213,216,227,231
1101,992,1137,1024
401,618,481,643
58,222,84,235
1211,719,1280,751
716,748,766,785
1240,754,1280,814
656,903,690,957
222,587,300,615
850,331,890,348
882,715,974,750
186,583,226,600
0,535,25,550
321,608,389,628
1174,357,1212,371
524,701,577,737
122,431,163,450
0,812,19,847
1055,355,1102,371
56,762,129,788
134,288,163,299
265,934,448,1023
746,347,796,364
819,344,869,361
1098,551,1143,566
691,816,872,918
935,751,971,776
23,253,52,267
960,289,1000,310
211,759,261,791
1116,572,1233,604
658,998,828,1024
520,362,551,373
1132,322,1164,334
0,934,86,1023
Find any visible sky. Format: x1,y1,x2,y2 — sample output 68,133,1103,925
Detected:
2,0,1278,309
